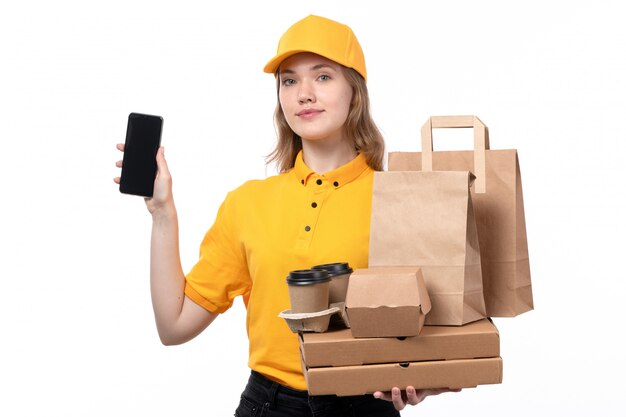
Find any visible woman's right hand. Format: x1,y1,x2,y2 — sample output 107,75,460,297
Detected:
114,144,175,217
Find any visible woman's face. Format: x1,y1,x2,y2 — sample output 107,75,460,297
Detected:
278,52,353,144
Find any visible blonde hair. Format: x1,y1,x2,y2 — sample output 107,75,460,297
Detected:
266,67,385,172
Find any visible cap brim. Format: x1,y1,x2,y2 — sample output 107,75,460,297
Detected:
263,50,309,74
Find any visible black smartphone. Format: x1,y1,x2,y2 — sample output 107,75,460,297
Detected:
119,112,163,197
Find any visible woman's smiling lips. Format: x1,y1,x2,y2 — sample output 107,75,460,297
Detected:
296,108,324,119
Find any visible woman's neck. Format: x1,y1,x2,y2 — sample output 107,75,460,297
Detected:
301,138,357,174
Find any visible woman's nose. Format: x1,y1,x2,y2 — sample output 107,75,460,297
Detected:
297,81,315,104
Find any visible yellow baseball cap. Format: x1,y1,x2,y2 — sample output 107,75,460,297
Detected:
263,15,367,80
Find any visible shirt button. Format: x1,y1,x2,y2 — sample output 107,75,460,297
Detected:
311,202,317,208
305,226,311,232
316,179,322,185
301,179,304,184
333,181,339,187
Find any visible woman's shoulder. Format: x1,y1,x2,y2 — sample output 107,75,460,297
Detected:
227,170,293,200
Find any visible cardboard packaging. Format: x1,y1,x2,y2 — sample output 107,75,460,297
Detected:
279,306,340,333
368,171,486,326
345,267,431,338
388,115,533,317
300,318,499,367
329,301,350,328
303,356,503,396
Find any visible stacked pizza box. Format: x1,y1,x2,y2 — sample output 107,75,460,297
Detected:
298,267,502,396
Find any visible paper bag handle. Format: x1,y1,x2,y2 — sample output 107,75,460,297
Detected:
421,115,489,193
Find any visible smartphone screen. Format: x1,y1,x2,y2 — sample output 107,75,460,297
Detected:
119,112,163,197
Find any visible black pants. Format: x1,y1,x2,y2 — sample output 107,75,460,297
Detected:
234,370,401,417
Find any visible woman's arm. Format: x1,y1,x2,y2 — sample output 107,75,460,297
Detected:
149,201,217,345
116,145,217,345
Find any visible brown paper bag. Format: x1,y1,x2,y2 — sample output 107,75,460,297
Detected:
369,171,486,325
388,115,533,317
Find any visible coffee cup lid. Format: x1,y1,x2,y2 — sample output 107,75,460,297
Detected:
311,262,353,277
286,269,331,285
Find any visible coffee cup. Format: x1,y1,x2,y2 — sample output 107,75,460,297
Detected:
311,262,353,304
286,269,331,314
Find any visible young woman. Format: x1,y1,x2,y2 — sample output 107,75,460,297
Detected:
115,15,454,416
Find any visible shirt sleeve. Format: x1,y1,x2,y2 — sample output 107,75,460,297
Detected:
184,190,251,313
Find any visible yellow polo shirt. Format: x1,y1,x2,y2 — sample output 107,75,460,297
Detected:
184,151,373,389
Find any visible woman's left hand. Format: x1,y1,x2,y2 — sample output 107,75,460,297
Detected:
373,386,461,411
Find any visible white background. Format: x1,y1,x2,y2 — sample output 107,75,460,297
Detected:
1,0,624,415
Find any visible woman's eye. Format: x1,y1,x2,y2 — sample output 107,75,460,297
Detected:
282,79,296,86
319,74,331,81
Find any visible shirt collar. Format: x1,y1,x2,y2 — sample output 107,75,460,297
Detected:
293,150,370,189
